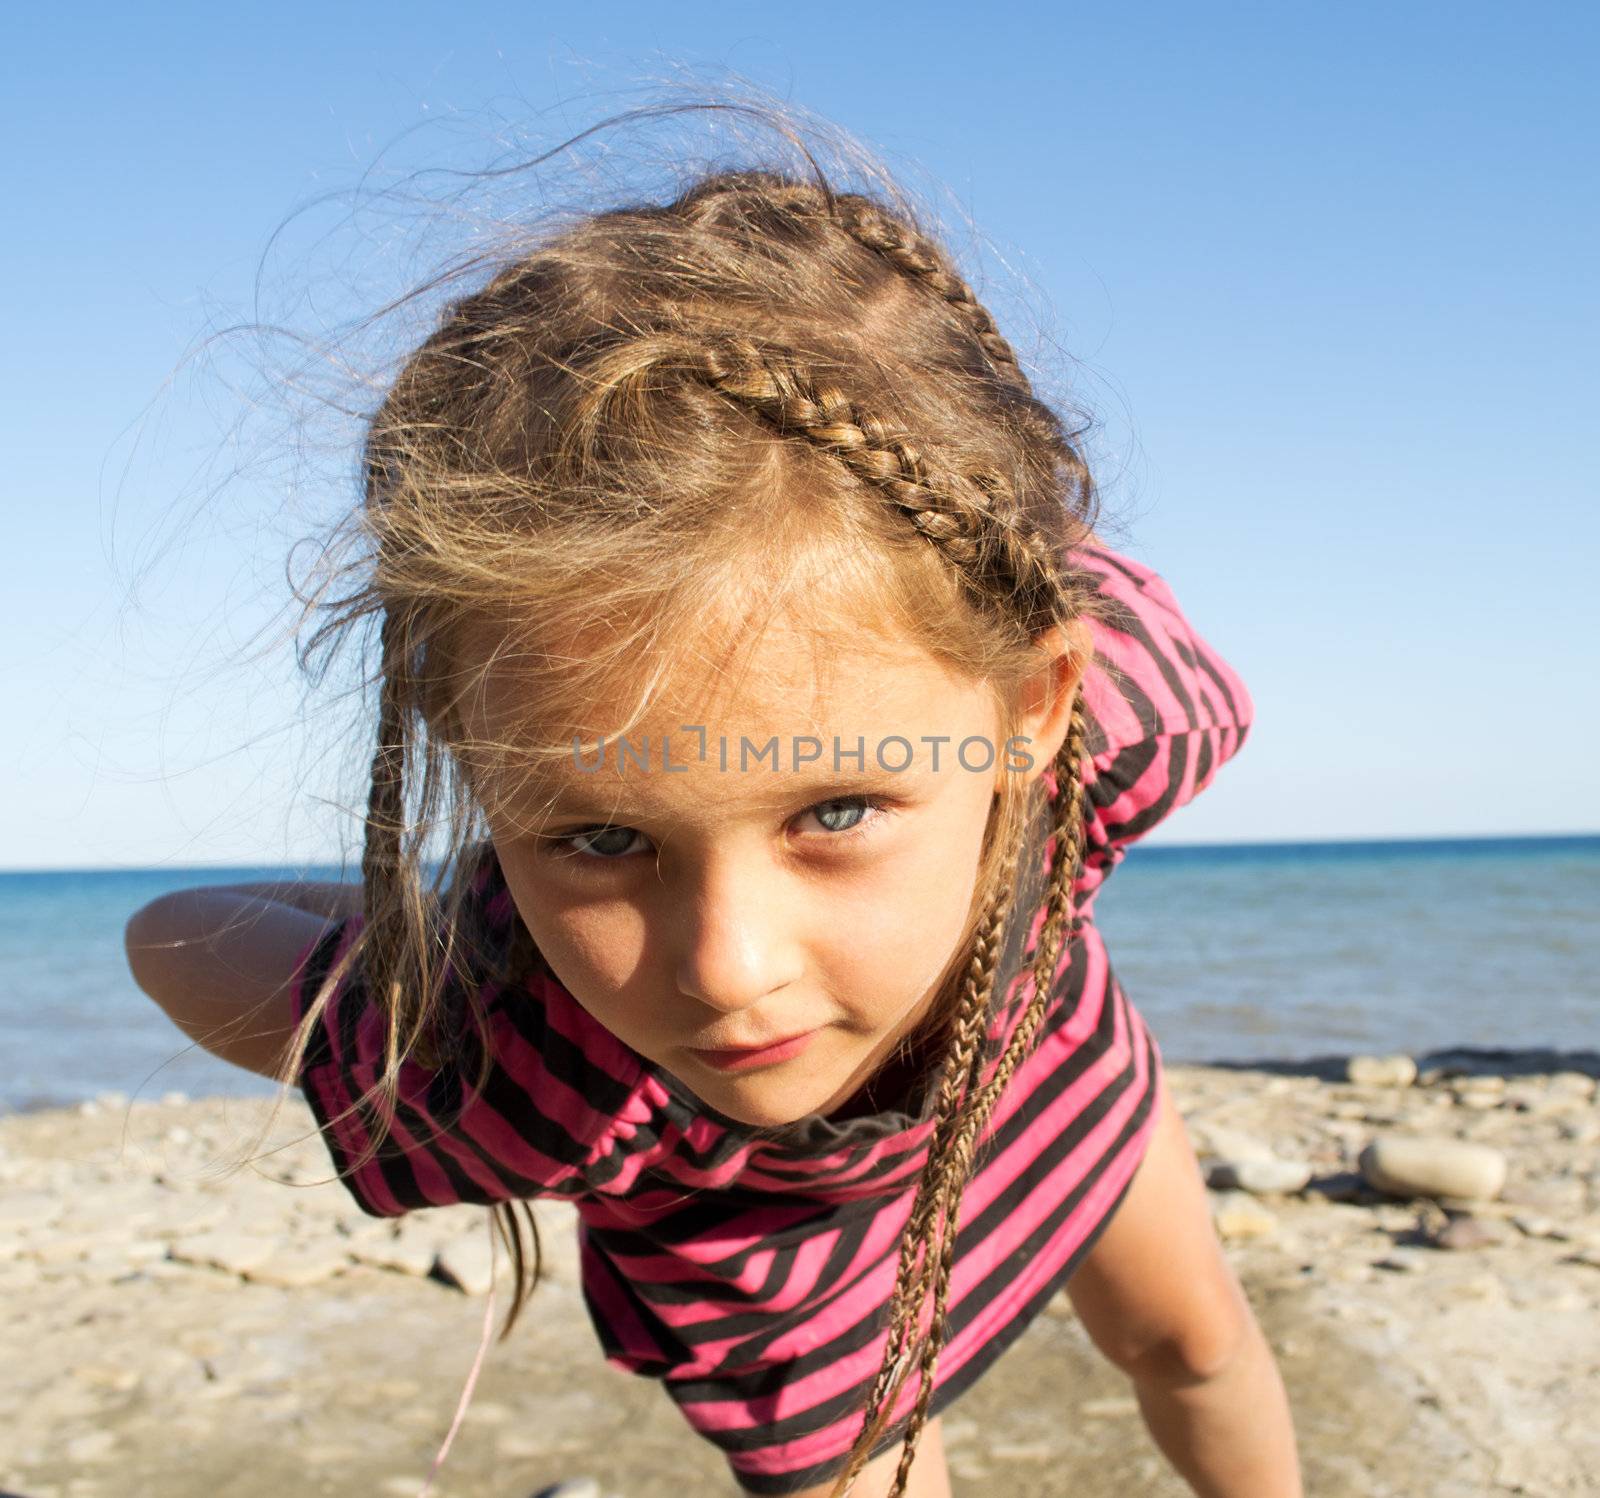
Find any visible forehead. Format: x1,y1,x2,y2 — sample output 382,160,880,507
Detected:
459,597,997,821
482,610,982,740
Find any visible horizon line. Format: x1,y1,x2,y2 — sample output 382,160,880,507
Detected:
3,827,1598,877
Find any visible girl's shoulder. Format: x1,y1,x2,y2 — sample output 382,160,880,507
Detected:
1068,541,1255,757
1064,542,1255,878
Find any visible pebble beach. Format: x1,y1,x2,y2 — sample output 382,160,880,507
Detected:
4,1046,1598,1498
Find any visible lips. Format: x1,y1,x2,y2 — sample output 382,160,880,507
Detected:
695,1032,810,1054
689,1029,820,1072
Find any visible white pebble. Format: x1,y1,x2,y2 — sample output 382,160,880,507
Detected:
1080,1396,1140,1418
1210,1190,1279,1240
1346,1055,1418,1088
1207,1158,1313,1195
1359,1137,1508,1202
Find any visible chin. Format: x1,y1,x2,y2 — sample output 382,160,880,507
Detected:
682,1071,838,1130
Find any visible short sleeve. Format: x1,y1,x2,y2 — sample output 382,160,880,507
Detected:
287,888,638,1218
1068,545,1255,895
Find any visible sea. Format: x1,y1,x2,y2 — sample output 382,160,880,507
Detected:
2,834,1596,1117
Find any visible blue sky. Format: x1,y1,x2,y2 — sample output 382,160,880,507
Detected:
3,3,1595,869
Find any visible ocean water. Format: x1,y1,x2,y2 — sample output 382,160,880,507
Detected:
1089,834,1600,1071
2,836,1596,1117
0,863,351,1117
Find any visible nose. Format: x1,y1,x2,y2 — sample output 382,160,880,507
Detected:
669,845,806,1018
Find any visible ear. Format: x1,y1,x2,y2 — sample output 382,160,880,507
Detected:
1009,619,1092,788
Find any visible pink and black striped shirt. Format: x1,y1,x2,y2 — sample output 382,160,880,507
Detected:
289,542,1254,1493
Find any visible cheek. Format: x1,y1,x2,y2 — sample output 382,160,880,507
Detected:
499,867,649,1010
820,800,991,1016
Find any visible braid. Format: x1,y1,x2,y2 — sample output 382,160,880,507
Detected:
855,854,1020,1386
833,196,1029,394
831,698,1091,1498
816,191,1102,533
704,336,1072,635
672,170,1100,554
677,172,1030,392
592,334,1071,638
360,613,444,1073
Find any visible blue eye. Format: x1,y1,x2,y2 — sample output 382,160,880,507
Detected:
800,797,889,845
562,825,645,860
808,797,882,839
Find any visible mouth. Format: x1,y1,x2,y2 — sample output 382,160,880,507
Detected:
687,1029,820,1073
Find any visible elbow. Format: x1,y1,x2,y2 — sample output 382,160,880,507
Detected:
123,891,190,1005
123,899,161,998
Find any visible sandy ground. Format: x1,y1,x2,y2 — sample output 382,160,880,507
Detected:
2,1047,1598,1498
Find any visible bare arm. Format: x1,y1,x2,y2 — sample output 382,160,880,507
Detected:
200,880,366,922
124,882,363,1081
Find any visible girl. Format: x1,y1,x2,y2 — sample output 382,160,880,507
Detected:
126,120,1301,1498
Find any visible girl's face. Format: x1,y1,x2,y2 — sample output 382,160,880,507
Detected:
471,610,1073,1130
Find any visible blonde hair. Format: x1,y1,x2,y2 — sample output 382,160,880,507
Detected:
269,106,1123,1498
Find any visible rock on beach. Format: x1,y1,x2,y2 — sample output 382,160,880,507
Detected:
1209,1190,1279,1239
1359,1136,1508,1202
1431,1216,1511,1252
1206,1157,1314,1195
1346,1054,1419,1088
